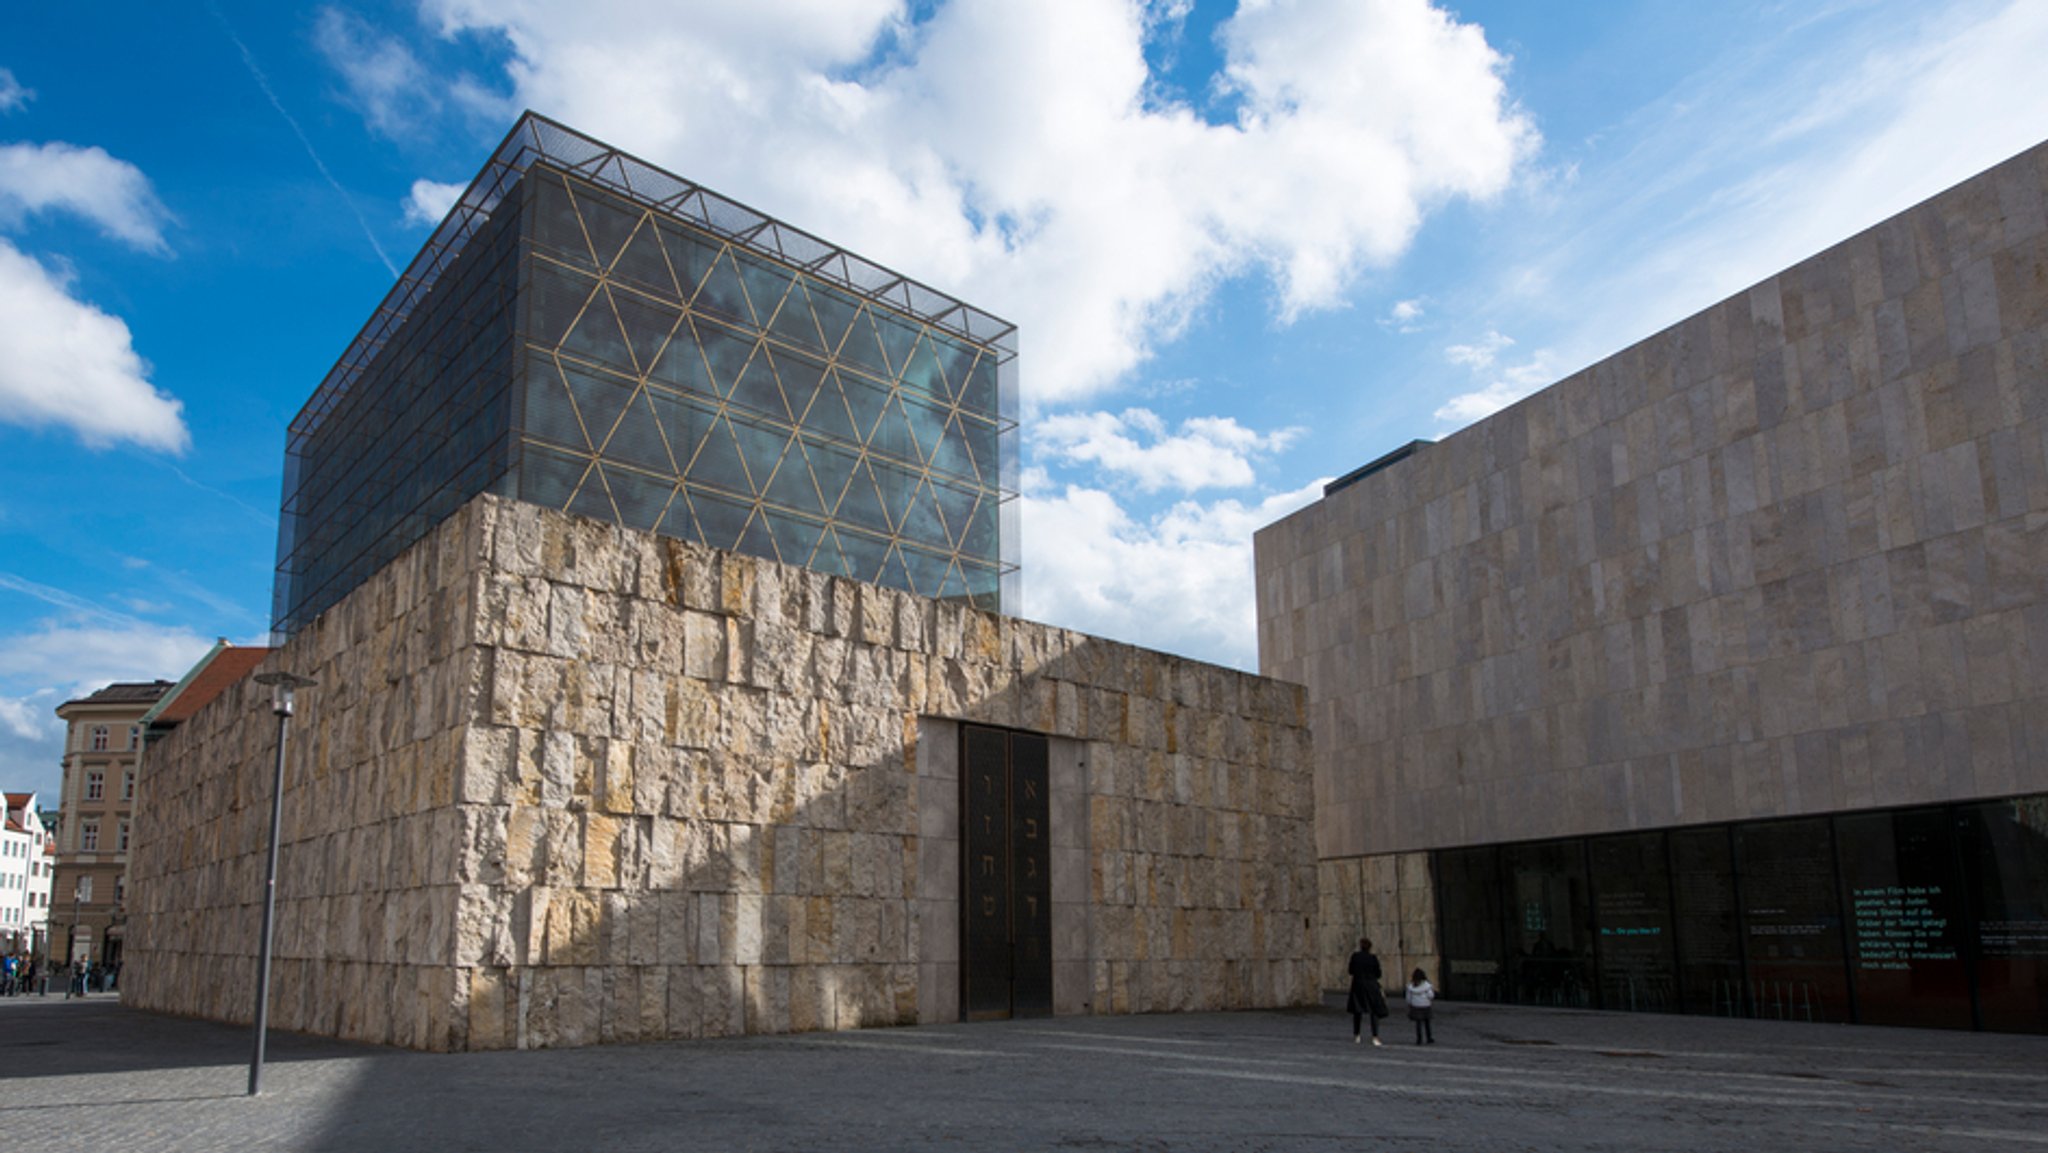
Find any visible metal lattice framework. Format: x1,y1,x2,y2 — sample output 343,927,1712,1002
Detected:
276,113,1019,635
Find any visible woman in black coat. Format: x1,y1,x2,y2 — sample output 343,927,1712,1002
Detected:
1346,937,1388,1045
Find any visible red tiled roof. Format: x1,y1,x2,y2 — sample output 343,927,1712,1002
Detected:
3,792,30,807
154,646,274,725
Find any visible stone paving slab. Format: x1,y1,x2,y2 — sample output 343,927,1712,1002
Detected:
3,994,2044,1151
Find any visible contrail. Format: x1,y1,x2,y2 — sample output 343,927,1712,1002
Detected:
206,3,400,278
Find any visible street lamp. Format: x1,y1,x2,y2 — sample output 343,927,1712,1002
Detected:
248,670,316,1098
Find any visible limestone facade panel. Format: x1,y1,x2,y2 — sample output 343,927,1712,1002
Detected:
1258,140,2048,869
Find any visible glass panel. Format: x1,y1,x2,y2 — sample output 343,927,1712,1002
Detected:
573,186,641,272
735,250,793,330
931,480,979,549
899,544,951,597
837,306,889,379
800,371,861,445
692,250,751,325
1836,808,1971,1029
1503,840,1594,1007
687,488,751,549
559,286,633,373
838,528,889,583
647,389,710,472
689,415,754,497
763,439,825,515
522,360,586,449
934,336,978,405
735,507,778,562
806,281,862,360
600,464,670,532
660,224,721,303
833,460,891,535
649,322,716,399
600,389,673,472
566,466,615,522
1671,827,1744,1016
561,362,636,452
768,277,824,353
1590,832,1678,1012
727,342,790,421
1736,818,1851,1023
1960,796,2048,1033
761,510,824,568
526,171,595,270
609,218,677,297
526,261,600,348
926,413,975,481
655,492,702,546
608,289,682,375
899,333,947,402
896,480,947,554
517,444,585,510
873,311,920,378
696,321,756,400
811,526,853,577
1435,846,1505,1002
841,375,889,446
960,357,1000,420
729,417,792,497
767,347,829,425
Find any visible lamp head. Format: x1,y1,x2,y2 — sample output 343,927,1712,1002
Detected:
252,671,318,717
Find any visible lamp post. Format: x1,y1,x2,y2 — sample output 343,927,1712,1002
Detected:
248,670,316,1097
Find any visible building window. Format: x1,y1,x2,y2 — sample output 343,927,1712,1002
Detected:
80,820,99,853
129,725,141,749
75,876,91,903
86,771,104,801
117,821,130,852
123,770,135,801
90,726,109,751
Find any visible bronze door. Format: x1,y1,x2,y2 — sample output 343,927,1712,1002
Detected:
961,725,1053,1020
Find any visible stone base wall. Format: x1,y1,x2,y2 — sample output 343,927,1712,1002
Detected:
1316,853,1438,997
129,495,1317,1050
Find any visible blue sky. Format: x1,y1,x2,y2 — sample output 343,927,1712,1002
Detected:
3,0,2046,802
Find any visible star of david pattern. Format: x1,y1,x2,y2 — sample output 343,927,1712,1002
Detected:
514,166,1012,609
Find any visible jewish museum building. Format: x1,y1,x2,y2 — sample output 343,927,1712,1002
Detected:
125,115,1320,1050
1258,140,2048,1033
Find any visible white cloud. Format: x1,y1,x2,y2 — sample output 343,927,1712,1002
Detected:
403,178,467,226
316,7,436,138
1443,329,1512,370
1433,333,1561,425
1017,478,1324,669
416,0,1536,407
0,619,217,800
1384,297,1426,331
0,68,30,113
1034,408,1298,493
1474,1,2048,397
0,141,171,252
0,240,190,453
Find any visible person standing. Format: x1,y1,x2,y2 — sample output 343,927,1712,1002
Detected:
1407,968,1437,1044
1346,937,1388,1046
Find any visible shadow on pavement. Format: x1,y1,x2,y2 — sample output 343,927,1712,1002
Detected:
0,998,375,1080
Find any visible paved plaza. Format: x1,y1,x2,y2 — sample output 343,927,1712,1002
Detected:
3,993,2044,1151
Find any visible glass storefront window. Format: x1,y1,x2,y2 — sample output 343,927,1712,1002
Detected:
1736,818,1851,1023
1836,808,1972,1029
1960,797,2048,1033
1589,833,1678,1013
1436,847,1504,1002
1503,841,1594,1008
1670,827,1743,1016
